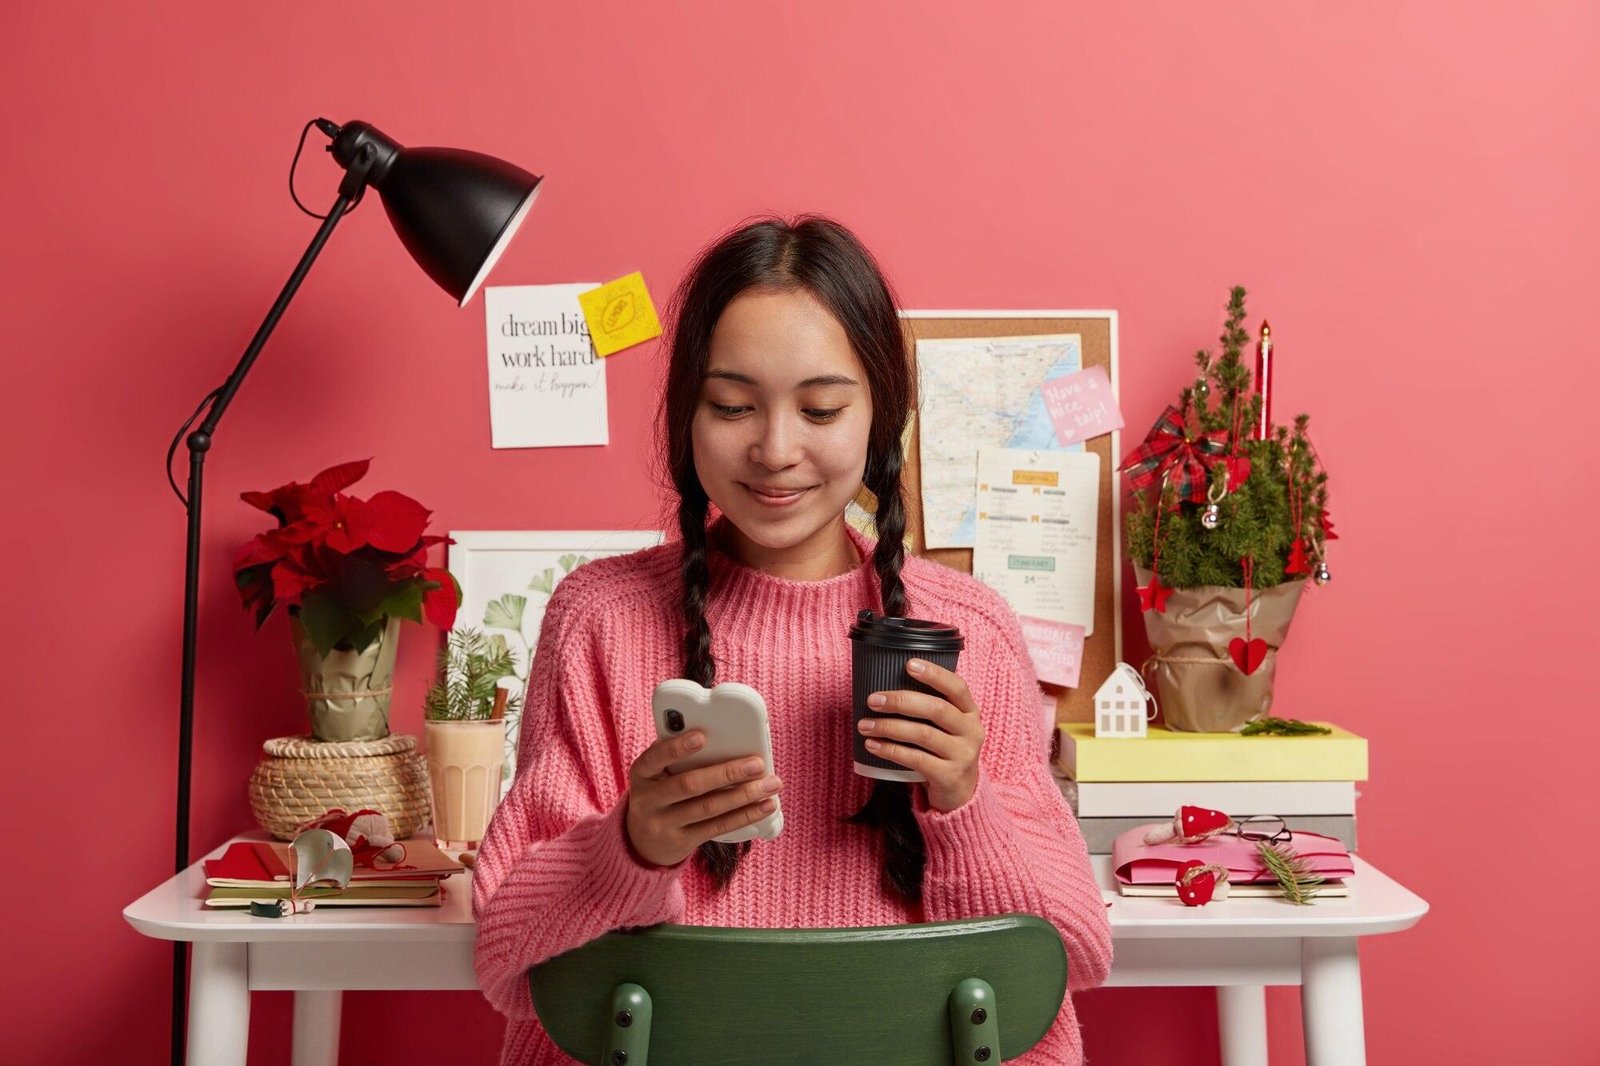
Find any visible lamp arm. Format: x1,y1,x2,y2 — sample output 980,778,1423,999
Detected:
177,188,354,871
170,189,354,1066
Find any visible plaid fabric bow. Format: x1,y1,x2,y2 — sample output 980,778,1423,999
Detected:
1119,405,1229,503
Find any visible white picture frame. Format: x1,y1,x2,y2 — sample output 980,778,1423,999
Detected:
448,529,665,796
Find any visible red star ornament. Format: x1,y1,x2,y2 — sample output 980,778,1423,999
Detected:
1138,573,1174,613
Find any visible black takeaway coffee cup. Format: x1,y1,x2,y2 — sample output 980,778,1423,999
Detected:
849,610,965,782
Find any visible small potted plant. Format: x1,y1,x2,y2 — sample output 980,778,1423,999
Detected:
233,459,460,742
1122,287,1334,732
422,627,521,848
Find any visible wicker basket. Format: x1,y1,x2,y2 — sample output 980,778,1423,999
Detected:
248,734,431,841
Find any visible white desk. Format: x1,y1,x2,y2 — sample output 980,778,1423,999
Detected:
126,841,1426,1066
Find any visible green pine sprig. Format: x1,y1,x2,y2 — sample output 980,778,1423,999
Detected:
1256,840,1324,905
1240,717,1333,736
423,627,523,722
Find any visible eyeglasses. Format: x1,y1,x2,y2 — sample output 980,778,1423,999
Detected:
1232,815,1290,844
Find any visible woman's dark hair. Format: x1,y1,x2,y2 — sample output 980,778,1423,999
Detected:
656,214,925,903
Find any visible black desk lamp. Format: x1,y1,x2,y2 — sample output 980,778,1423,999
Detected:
166,118,541,1064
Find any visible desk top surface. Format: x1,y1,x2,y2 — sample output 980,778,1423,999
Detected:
125,838,1428,945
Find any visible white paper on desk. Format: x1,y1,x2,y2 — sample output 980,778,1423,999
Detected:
972,448,1099,633
484,284,607,449
916,334,1083,548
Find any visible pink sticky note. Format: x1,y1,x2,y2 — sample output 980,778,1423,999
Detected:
1019,616,1086,688
1041,366,1124,446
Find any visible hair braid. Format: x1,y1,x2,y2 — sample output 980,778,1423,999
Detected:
677,494,749,886
844,445,927,904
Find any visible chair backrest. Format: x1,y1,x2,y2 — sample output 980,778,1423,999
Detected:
528,913,1067,1065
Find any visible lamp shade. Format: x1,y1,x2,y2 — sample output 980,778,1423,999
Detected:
371,146,542,306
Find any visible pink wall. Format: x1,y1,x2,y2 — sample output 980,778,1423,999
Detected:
4,2,1594,1062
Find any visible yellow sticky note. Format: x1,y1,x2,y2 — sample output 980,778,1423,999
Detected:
578,271,662,357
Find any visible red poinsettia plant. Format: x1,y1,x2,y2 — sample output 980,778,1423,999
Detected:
233,459,460,657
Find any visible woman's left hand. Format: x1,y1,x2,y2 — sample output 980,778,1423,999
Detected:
860,657,984,812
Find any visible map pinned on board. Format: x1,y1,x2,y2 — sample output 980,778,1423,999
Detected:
915,334,1085,549
578,271,663,357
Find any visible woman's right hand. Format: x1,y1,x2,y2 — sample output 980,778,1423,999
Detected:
625,730,783,868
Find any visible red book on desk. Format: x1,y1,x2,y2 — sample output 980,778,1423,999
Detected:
204,838,464,887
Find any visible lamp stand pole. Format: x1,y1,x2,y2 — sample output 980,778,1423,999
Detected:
170,190,356,1066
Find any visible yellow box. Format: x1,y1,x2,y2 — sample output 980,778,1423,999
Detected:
1056,722,1368,782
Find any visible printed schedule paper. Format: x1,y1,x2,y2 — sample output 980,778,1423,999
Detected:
484,283,607,449
972,448,1100,634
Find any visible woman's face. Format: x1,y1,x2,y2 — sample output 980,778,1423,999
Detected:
692,287,873,577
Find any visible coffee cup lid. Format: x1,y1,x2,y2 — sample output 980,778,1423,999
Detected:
849,610,965,652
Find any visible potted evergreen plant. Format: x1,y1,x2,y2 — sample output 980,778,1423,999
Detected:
1122,287,1334,732
422,627,520,848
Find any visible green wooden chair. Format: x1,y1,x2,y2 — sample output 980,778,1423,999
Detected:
527,914,1067,1065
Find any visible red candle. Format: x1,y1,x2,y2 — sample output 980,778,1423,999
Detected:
1255,321,1273,439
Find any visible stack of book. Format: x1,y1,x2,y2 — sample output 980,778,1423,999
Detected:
1054,722,1367,855
201,837,466,908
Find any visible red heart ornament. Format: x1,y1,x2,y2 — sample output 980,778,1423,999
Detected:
1175,860,1218,906
1228,637,1268,675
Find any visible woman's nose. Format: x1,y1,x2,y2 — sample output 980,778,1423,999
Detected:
750,414,803,469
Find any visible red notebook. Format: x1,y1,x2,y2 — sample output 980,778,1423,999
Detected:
204,842,291,883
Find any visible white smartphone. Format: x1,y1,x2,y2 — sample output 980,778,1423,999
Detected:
651,679,783,844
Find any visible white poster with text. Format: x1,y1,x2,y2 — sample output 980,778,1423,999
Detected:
484,284,607,448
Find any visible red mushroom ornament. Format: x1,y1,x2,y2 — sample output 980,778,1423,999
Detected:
1175,859,1231,906
1143,805,1235,845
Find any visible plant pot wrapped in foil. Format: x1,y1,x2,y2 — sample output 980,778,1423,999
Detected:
1135,567,1306,733
292,616,401,742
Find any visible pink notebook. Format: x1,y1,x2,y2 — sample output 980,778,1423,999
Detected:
1112,826,1355,885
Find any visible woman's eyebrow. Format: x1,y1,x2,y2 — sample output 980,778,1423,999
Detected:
704,369,860,388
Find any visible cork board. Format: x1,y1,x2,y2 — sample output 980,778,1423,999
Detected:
898,312,1121,725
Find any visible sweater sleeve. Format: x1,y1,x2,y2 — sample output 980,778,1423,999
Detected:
472,573,686,1019
911,598,1113,994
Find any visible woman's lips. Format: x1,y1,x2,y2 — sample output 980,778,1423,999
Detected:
744,484,811,507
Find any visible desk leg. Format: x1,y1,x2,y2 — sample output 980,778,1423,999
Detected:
1216,985,1269,1066
1301,938,1365,1066
188,942,249,1066
292,990,342,1066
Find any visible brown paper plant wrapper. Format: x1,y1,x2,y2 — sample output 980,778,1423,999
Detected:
1135,566,1306,733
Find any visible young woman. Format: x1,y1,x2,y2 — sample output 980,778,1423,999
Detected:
473,216,1112,1064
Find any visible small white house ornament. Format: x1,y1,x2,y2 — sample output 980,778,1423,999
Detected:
1092,663,1158,738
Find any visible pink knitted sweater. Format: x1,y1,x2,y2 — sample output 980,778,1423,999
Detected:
472,521,1113,1064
